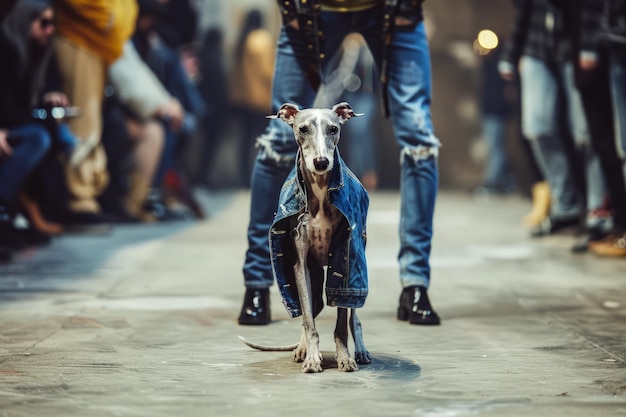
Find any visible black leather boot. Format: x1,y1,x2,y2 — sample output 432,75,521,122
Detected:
238,288,270,325
397,286,441,325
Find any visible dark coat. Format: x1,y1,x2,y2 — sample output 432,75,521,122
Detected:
0,0,18,22
501,0,573,67
0,31,36,128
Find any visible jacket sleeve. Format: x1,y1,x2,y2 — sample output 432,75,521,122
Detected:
108,41,172,120
0,82,32,127
0,37,33,128
500,0,532,69
57,0,113,32
579,0,604,56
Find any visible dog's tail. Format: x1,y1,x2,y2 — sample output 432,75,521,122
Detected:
238,335,299,352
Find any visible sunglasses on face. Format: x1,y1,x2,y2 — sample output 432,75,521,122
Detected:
38,17,55,29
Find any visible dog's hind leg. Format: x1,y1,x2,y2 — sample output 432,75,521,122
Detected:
350,309,372,364
293,217,323,373
335,307,358,372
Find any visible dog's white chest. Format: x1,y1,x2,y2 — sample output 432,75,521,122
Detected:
306,198,340,267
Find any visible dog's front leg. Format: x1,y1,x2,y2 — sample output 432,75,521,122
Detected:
350,309,371,364
334,307,358,371
293,325,308,363
292,217,323,373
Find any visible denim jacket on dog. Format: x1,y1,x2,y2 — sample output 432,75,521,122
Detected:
269,148,369,318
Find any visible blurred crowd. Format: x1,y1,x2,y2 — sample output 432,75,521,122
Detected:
0,0,230,264
476,0,626,258
1,0,624,266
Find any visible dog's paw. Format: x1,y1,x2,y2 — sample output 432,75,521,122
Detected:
355,350,372,365
301,358,324,373
337,357,358,372
292,346,307,363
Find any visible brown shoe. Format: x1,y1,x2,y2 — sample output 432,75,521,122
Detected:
588,232,626,257
19,192,64,235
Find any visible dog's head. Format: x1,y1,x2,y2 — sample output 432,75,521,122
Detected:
268,102,362,175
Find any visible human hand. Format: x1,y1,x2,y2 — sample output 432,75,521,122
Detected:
157,99,184,131
394,16,413,26
287,18,299,30
0,129,12,157
42,91,69,107
180,48,199,81
500,70,515,81
579,56,598,71
498,60,516,81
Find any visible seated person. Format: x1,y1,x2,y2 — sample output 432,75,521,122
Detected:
106,39,185,222
132,0,206,220
0,0,77,257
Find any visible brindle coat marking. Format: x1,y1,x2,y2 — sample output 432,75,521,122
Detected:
239,103,371,373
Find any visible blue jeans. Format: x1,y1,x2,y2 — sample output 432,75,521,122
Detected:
339,91,378,179
153,124,177,188
0,124,52,204
243,7,439,290
519,56,606,219
609,54,626,183
481,114,515,189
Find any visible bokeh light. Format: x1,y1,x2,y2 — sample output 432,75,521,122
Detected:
473,29,499,56
477,29,498,49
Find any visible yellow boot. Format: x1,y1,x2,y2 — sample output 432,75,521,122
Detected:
523,181,551,227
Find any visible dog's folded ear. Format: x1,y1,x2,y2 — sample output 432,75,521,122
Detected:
332,102,364,124
267,103,300,125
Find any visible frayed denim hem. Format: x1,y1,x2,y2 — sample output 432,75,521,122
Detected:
400,143,440,164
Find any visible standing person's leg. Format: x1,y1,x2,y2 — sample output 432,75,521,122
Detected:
239,107,267,188
519,56,581,235
383,20,441,325
589,53,626,256
609,54,626,191
0,124,52,249
479,113,514,193
0,124,52,205
238,25,321,325
238,12,352,325
124,119,165,222
561,62,610,239
54,36,109,225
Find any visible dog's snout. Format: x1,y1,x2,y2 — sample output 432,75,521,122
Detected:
313,157,329,171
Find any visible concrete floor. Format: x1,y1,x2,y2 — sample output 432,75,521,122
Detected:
0,190,624,417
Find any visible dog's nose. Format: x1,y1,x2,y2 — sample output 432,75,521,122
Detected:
313,157,329,171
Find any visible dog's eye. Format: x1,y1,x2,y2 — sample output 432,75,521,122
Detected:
299,126,309,134
329,126,338,135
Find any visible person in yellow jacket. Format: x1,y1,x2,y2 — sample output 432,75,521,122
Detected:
53,0,138,231
228,9,275,188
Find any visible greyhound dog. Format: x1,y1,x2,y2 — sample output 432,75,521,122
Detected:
239,102,371,373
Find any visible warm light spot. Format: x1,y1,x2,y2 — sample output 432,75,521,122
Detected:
473,39,490,56
477,29,499,50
